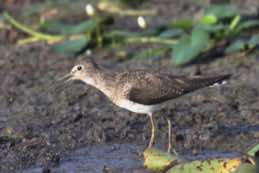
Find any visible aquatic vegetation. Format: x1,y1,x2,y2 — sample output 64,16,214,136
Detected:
144,144,259,173
3,2,259,65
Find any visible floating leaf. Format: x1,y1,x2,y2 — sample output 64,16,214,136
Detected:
201,14,218,25
205,4,239,19
233,164,257,173
172,28,210,65
144,148,178,172
167,157,243,173
41,19,98,35
144,148,258,173
52,37,89,55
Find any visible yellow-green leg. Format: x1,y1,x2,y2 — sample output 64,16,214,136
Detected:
167,118,172,153
148,113,156,148
167,118,178,155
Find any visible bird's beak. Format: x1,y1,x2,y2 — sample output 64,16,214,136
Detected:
58,73,73,83
48,73,73,92
47,73,76,93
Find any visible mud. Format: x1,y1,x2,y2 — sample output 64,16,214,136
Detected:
1,0,259,173
0,43,258,173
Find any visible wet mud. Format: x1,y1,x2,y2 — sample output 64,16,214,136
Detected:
0,0,259,172
0,44,258,173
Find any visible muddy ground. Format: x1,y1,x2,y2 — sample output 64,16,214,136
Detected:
1,0,259,173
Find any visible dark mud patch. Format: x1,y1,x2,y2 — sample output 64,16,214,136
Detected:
0,43,258,172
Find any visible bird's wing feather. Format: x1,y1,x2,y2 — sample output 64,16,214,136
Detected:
123,72,230,105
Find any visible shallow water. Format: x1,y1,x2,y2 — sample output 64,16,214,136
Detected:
19,143,244,173
20,144,143,173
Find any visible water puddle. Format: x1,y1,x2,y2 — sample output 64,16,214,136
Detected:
18,143,243,173
20,144,144,173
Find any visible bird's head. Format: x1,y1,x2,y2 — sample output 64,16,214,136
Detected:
59,58,99,84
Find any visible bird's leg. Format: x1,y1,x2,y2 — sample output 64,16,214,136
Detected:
167,117,178,155
148,113,156,148
167,118,172,153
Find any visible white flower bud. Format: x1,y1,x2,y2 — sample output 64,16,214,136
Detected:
137,16,147,29
86,49,92,56
85,4,95,16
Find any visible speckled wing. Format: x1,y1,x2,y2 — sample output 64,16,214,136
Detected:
125,72,230,105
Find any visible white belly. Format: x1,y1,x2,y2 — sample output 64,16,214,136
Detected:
116,99,160,114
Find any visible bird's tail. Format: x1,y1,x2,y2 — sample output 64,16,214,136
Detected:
186,74,231,92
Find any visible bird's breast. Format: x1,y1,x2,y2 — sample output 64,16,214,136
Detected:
115,99,160,114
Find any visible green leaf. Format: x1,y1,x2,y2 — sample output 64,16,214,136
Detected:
144,148,178,172
191,28,209,48
236,20,259,32
205,4,239,19
229,15,241,31
159,29,184,38
248,35,259,45
225,36,259,54
134,47,167,59
233,163,257,173
144,148,257,173
201,14,218,25
225,40,246,54
197,23,227,33
52,37,89,55
168,158,245,173
170,18,193,30
41,19,98,35
172,28,210,65
248,144,259,157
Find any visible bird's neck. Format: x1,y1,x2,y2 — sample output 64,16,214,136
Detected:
83,68,115,98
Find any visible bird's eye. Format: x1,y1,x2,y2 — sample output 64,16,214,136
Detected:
77,66,82,71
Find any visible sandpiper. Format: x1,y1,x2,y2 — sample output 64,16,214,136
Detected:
60,58,230,151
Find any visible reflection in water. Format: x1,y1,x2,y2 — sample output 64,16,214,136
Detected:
21,144,143,173
20,143,242,173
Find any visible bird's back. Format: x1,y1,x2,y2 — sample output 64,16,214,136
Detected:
113,70,230,105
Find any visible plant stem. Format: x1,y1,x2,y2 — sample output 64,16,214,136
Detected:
98,1,157,16
17,37,40,45
126,36,178,45
4,12,64,44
